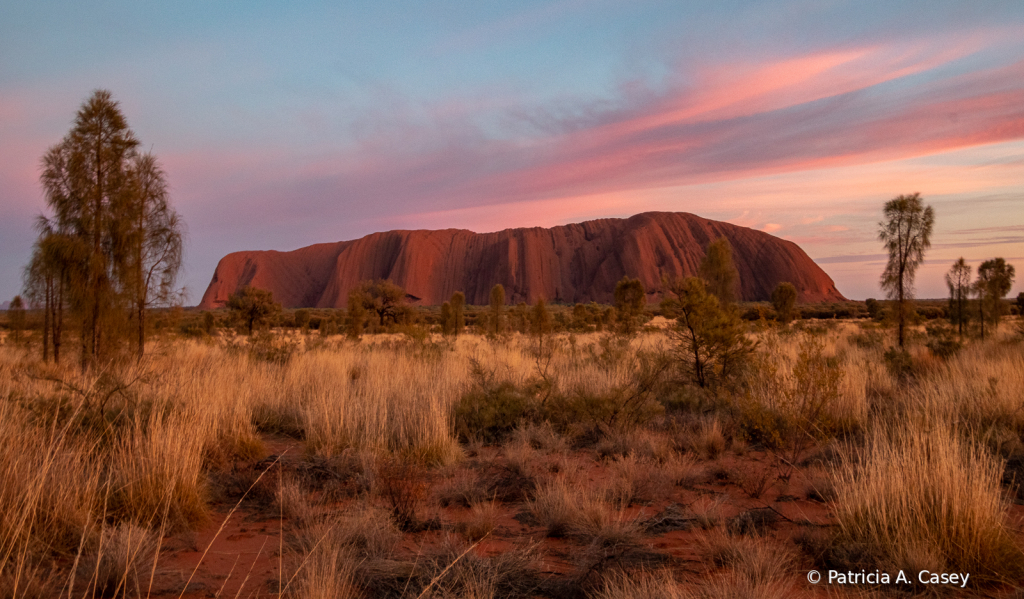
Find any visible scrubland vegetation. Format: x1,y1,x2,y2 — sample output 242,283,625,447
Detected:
1,308,1023,598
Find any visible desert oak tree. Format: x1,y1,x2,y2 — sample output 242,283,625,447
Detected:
945,258,972,337
227,286,281,335
699,237,739,306
878,193,934,347
975,258,1015,339
32,90,183,367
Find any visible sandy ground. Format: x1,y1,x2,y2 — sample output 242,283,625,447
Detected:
151,435,1024,599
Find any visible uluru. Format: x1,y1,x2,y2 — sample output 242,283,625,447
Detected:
198,212,845,309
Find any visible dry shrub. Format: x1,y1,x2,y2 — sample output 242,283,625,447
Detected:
694,526,794,599
509,421,568,454
734,463,776,499
592,570,686,599
740,335,850,450
111,416,209,528
434,468,488,508
298,349,463,464
528,477,592,538
662,453,703,488
911,342,1024,434
76,523,159,598
689,496,724,529
528,476,643,549
596,429,674,462
276,474,315,525
684,418,726,459
297,502,400,560
831,422,1023,581
460,500,500,541
373,458,430,531
416,537,540,599
291,545,361,599
605,452,671,507
502,436,538,478
0,409,102,559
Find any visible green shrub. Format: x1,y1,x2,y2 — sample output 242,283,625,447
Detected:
248,331,298,365
882,347,915,382
925,323,962,359
453,362,536,443
849,329,883,350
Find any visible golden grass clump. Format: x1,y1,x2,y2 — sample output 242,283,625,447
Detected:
831,421,1024,581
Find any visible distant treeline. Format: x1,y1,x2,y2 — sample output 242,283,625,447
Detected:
8,298,1017,339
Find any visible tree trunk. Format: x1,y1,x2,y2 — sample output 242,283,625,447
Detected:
979,300,985,340
89,139,103,370
137,301,145,360
42,277,52,362
54,278,63,365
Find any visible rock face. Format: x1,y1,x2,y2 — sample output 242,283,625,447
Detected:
198,212,845,309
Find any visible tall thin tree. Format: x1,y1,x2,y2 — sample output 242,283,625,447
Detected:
878,193,934,347
975,258,1015,340
699,238,739,306
116,152,183,359
945,258,972,338
40,90,140,369
34,90,182,368
489,284,505,334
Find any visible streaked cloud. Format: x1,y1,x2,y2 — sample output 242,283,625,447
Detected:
2,1,1024,302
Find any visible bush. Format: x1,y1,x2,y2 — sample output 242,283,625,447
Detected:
248,331,298,365
865,298,884,321
882,347,914,382
453,362,536,443
925,323,962,359
770,282,798,323
831,425,1023,581
663,277,754,391
740,336,845,452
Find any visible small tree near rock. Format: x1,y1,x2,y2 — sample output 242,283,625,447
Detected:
8,296,25,344
700,238,739,306
294,308,310,331
489,284,505,335
614,276,645,334
770,282,798,323
347,288,366,339
663,276,754,390
227,287,281,335
357,279,406,327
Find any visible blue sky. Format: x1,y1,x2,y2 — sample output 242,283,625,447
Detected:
2,0,1023,302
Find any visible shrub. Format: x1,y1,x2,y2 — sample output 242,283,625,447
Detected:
614,277,646,334
663,277,754,391
453,362,535,443
202,310,216,334
294,308,311,330
865,298,884,321
770,282,797,323
882,346,914,382
740,336,844,451
831,424,1023,581
248,331,298,365
79,523,159,597
227,286,281,335
925,322,962,359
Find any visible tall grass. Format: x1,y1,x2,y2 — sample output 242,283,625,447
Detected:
831,420,1023,580
2,322,1023,595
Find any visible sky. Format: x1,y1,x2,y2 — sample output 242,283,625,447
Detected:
2,0,1023,303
